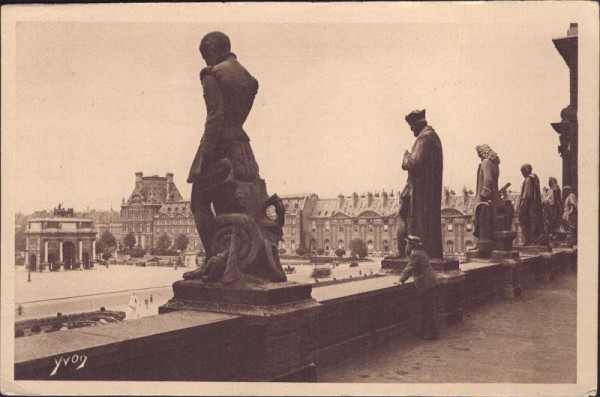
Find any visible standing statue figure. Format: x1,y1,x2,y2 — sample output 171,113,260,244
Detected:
518,164,547,246
401,109,443,259
183,32,287,285
470,144,500,257
561,186,577,244
542,176,563,241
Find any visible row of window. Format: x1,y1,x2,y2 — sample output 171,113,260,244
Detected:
155,227,197,235
122,210,152,220
156,218,194,226
123,223,151,233
310,224,390,232
444,223,473,232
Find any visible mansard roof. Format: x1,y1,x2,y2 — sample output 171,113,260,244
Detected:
312,192,399,219
157,201,192,218
126,175,183,205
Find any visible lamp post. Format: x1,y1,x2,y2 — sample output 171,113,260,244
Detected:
27,267,31,282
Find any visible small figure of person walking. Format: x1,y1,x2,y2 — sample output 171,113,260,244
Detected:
126,292,141,320
398,235,441,340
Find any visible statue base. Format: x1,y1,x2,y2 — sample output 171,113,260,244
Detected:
159,279,317,315
514,245,552,255
159,279,322,381
380,257,459,274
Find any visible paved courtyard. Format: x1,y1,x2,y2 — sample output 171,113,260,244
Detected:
320,271,577,384
14,259,382,320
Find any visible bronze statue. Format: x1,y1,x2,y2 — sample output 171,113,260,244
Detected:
518,164,547,246
470,144,500,257
561,186,577,244
183,32,287,285
542,176,563,241
400,109,443,259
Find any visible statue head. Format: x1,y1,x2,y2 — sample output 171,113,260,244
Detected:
404,109,427,137
199,32,232,66
548,177,559,189
475,144,500,165
520,163,532,178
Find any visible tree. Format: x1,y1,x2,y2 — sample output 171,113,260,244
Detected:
349,238,368,259
295,247,306,256
174,234,189,252
15,229,26,252
278,248,287,255
95,239,105,256
123,232,136,250
99,230,117,250
317,248,325,256
335,248,346,258
156,233,171,252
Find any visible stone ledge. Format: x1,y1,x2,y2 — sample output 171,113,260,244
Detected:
15,310,242,380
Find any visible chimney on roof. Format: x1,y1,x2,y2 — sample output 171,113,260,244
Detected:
567,23,578,37
367,191,374,207
135,172,143,188
166,172,174,201
337,194,344,208
382,190,388,206
353,192,359,208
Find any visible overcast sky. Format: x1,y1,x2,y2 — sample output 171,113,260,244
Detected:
11,8,580,213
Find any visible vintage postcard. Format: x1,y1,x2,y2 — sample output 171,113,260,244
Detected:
1,2,598,396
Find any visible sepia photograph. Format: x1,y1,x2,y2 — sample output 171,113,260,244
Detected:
1,2,598,396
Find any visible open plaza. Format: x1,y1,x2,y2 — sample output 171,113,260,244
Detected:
3,4,598,396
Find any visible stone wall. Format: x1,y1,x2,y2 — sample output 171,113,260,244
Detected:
14,249,576,382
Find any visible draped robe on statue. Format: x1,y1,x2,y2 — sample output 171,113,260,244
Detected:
402,126,443,259
472,158,500,253
519,173,546,245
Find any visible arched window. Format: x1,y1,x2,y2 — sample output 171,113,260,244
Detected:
367,240,374,251
383,240,389,252
338,239,345,249
465,240,474,250
446,240,455,253
466,220,473,231
324,239,330,251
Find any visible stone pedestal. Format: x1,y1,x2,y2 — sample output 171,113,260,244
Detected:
159,280,322,382
436,270,466,327
538,253,555,282
501,259,524,298
381,257,459,274
514,245,552,255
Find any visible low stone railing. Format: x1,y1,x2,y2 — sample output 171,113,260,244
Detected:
14,248,576,382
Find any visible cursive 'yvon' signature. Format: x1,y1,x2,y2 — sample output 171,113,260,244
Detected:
50,354,88,377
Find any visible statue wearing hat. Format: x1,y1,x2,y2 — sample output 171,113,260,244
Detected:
398,235,441,340
400,109,443,259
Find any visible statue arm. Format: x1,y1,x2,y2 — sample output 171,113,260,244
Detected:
201,74,225,148
402,136,427,171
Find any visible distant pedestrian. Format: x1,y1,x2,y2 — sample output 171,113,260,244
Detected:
149,294,153,303
126,292,141,320
399,235,440,340
144,298,149,309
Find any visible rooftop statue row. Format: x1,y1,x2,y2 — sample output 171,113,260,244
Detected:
180,32,576,285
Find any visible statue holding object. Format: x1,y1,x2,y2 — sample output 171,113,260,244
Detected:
183,32,287,286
